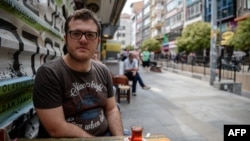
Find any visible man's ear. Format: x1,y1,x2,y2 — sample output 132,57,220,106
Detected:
98,37,101,43
96,37,101,46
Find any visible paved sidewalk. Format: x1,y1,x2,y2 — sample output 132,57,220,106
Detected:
119,69,250,141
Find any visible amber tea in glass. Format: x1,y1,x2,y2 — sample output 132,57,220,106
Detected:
131,125,143,141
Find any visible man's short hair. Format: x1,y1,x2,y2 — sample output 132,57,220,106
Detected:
64,8,101,35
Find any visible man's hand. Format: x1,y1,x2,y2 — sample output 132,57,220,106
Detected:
36,107,93,138
132,71,136,76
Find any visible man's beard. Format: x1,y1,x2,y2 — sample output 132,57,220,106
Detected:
65,43,89,62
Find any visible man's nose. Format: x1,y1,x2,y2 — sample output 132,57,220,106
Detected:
79,34,87,41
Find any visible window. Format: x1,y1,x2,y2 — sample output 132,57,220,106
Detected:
166,12,183,28
165,19,170,26
222,0,227,5
144,18,150,27
167,0,183,12
186,2,201,20
144,0,149,5
144,5,150,14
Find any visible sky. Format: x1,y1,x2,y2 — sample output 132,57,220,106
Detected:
122,0,141,14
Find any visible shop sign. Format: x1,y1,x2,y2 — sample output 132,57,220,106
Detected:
221,31,234,45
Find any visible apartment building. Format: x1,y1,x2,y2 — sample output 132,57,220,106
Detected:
128,0,249,55
114,13,132,49
185,0,203,26
204,0,236,33
130,1,144,49
235,0,250,21
163,0,185,55
142,0,152,43
150,0,164,40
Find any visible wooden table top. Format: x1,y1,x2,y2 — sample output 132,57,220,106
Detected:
17,135,170,141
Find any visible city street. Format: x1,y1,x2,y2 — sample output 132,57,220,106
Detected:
119,68,250,141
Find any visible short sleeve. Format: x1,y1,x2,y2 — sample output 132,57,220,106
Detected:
33,66,63,109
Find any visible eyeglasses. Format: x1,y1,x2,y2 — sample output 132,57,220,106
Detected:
68,31,99,40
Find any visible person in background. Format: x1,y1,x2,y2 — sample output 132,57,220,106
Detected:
121,48,129,61
133,48,141,66
124,53,150,96
33,9,124,138
142,48,151,72
92,51,100,61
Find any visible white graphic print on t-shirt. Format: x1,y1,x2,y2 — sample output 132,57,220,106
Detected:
70,81,104,96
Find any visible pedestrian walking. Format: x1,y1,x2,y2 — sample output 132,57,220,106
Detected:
142,48,150,72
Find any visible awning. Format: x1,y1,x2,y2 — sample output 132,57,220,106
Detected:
162,40,169,51
163,46,169,50
162,42,169,46
234,14,250,21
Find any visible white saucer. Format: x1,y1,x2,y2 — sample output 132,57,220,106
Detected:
123,136,146,141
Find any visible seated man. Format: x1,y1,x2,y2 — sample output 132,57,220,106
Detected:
33,9,124,138
124,53,150,96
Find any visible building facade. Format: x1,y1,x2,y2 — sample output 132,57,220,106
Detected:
114,13,132,49
163,0,185,55
150,0,164,40
142,0,152,43
131,1,144,48
126,0,250,55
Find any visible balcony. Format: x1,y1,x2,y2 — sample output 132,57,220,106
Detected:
153,34,163,40
153,21,164,30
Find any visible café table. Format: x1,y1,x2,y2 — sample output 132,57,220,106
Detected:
17,135,170,141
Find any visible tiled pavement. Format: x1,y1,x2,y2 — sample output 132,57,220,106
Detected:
119,68,250,141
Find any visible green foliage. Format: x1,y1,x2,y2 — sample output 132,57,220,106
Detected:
176,21,211,54
125,45,134,50
141,38,161,52
55,0,63,6
229,18,250,51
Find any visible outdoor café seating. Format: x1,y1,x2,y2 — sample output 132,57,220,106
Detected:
112,75,130,103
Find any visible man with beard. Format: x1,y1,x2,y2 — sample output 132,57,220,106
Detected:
33,9,124,138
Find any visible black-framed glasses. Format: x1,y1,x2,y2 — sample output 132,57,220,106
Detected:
68,31,99,40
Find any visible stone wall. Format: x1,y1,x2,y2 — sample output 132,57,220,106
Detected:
0,0,74,138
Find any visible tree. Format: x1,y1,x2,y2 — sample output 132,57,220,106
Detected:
141,38,161,52
176,21,211,54
125,45,134,51
229,18,250,51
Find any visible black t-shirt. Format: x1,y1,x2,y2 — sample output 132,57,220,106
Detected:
33,57,114,137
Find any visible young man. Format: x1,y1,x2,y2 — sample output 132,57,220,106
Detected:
33,9,124,138
124,53,150,96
